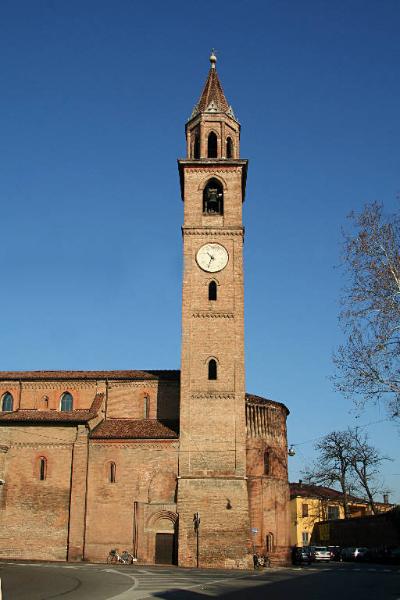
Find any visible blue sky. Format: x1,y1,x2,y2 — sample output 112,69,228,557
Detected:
0,0,399,501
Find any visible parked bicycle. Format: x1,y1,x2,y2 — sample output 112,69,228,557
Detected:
253,553,271,569
107,549,136,564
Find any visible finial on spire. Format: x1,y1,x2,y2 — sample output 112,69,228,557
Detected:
210,49,217,69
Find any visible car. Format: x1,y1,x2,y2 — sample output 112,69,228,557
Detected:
328,546,341,561
292,547,312,565
341,547,368,561
310,546,331,562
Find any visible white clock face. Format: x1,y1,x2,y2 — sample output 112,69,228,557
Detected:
196,243,229,273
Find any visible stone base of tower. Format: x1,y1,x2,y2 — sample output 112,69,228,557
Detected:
177,477,252,569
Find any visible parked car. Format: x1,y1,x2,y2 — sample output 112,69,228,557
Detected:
292,547,312,565
310,546,331,562
388,547,400,564
341,547,368,561
328,546,341,561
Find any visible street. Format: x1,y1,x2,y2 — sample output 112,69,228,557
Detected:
0,561,399,600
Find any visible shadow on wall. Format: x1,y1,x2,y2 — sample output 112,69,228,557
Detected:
155,379,180,423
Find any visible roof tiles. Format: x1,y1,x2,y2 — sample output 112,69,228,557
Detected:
90,419,179,440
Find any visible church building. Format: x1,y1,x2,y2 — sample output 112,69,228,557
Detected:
0,53,290,569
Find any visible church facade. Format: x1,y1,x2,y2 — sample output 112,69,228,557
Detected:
0,54,290,569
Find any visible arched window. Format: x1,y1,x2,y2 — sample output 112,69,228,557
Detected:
208,281,217,301
264,450,270,475
193,135,200,159
39,457,47,481
266,532,274,553
208,359,217,380
109,462,116,484
203,178,223,215
60,392,73,411
1,392,13,412
207,132,218,158
226,137,233,158
143,394,150,419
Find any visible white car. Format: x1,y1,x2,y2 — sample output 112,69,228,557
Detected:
310,546,331,562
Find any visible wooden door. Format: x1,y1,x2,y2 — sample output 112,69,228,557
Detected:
155,533,175,565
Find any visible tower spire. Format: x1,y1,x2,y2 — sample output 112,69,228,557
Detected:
189,52,236,121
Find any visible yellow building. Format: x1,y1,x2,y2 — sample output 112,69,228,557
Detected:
290,481,393,547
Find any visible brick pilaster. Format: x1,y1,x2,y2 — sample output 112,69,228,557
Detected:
67,425,89,561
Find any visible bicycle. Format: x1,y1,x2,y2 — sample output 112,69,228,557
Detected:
256,554,271,569
107,549,136,564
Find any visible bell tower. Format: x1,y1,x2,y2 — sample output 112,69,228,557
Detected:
177,52,251,568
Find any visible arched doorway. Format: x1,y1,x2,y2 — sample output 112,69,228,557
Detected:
148,511,178,565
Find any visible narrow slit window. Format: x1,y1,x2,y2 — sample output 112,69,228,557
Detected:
1,392,13,412
143,395,150,419
226,137,233,158
208,359,217,380
193,135,200,159
109,462,116,483
39,457,47,481
266,533,274,553
207,132,218,158
208,281,217,301
264,451,270,475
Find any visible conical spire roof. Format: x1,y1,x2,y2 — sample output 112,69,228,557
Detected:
189,52,236,120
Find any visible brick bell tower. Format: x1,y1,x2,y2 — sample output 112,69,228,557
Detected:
177,52,251,568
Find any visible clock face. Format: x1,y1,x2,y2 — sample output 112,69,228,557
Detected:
196,243,229,273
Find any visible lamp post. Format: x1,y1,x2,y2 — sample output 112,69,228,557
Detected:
193,512,201,568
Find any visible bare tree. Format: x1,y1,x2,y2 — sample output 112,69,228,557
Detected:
348,428,390,514
334,202,400,419
303,428,390,517
303,430,354,518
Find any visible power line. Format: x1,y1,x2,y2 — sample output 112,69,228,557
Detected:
290,417,392,448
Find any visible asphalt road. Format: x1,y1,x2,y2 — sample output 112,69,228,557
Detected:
0,561,399,600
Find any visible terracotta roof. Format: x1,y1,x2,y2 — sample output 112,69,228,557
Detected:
289,482,366,503
190,67,234,120
0,370,180,382
0,393,104,424
246,393,290,415
90,419,179,440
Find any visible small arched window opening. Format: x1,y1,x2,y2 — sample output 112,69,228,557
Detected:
60,392,73,412
193,135,200,159
203,178,223,215
226,137,233,158
109,462,116,484
208,281,217,301
207,131,218,158
264,450,270,475
39,457,47,481
1,392,13,412
40,396,49,410
208,359,217,380
143,394,150,419
266,532,274,553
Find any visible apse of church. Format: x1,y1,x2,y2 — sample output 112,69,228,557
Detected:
0,53,290,568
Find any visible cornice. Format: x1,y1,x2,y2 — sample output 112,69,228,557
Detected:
182,227,244,237
108,380,178,389
192,312,234,319
191,392,235,400
10,442,72,449
90,440,179,449
18,381,96,390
